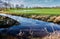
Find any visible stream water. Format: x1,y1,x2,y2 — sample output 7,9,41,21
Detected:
0,14,60,36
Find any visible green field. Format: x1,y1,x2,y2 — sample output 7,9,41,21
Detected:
5,8,60,16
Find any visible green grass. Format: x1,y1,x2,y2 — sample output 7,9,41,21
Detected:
4,8,60,16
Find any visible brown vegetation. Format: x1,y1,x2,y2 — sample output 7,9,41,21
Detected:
1,31,60,39
30,15,60,24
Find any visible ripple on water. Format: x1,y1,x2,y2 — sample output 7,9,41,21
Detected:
0,14,60,36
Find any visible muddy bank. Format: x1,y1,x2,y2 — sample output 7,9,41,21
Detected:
0,15,20,28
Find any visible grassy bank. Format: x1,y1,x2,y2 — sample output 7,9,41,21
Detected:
4,8,60,16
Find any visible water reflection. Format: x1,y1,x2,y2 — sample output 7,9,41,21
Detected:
0,14,60,37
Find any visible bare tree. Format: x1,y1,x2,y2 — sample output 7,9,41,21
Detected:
16,4,20,9
20,4,24,8
3,2,8,9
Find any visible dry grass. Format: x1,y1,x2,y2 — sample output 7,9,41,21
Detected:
43,31,60,39
0,31,60,39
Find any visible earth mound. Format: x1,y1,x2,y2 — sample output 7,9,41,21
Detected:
0,15,20,28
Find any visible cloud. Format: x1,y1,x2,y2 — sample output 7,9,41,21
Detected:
44,0,54,3
1,0,59,7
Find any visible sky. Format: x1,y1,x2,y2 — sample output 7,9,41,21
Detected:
1,0,60,7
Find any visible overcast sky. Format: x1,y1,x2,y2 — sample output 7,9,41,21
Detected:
2,0,60,7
